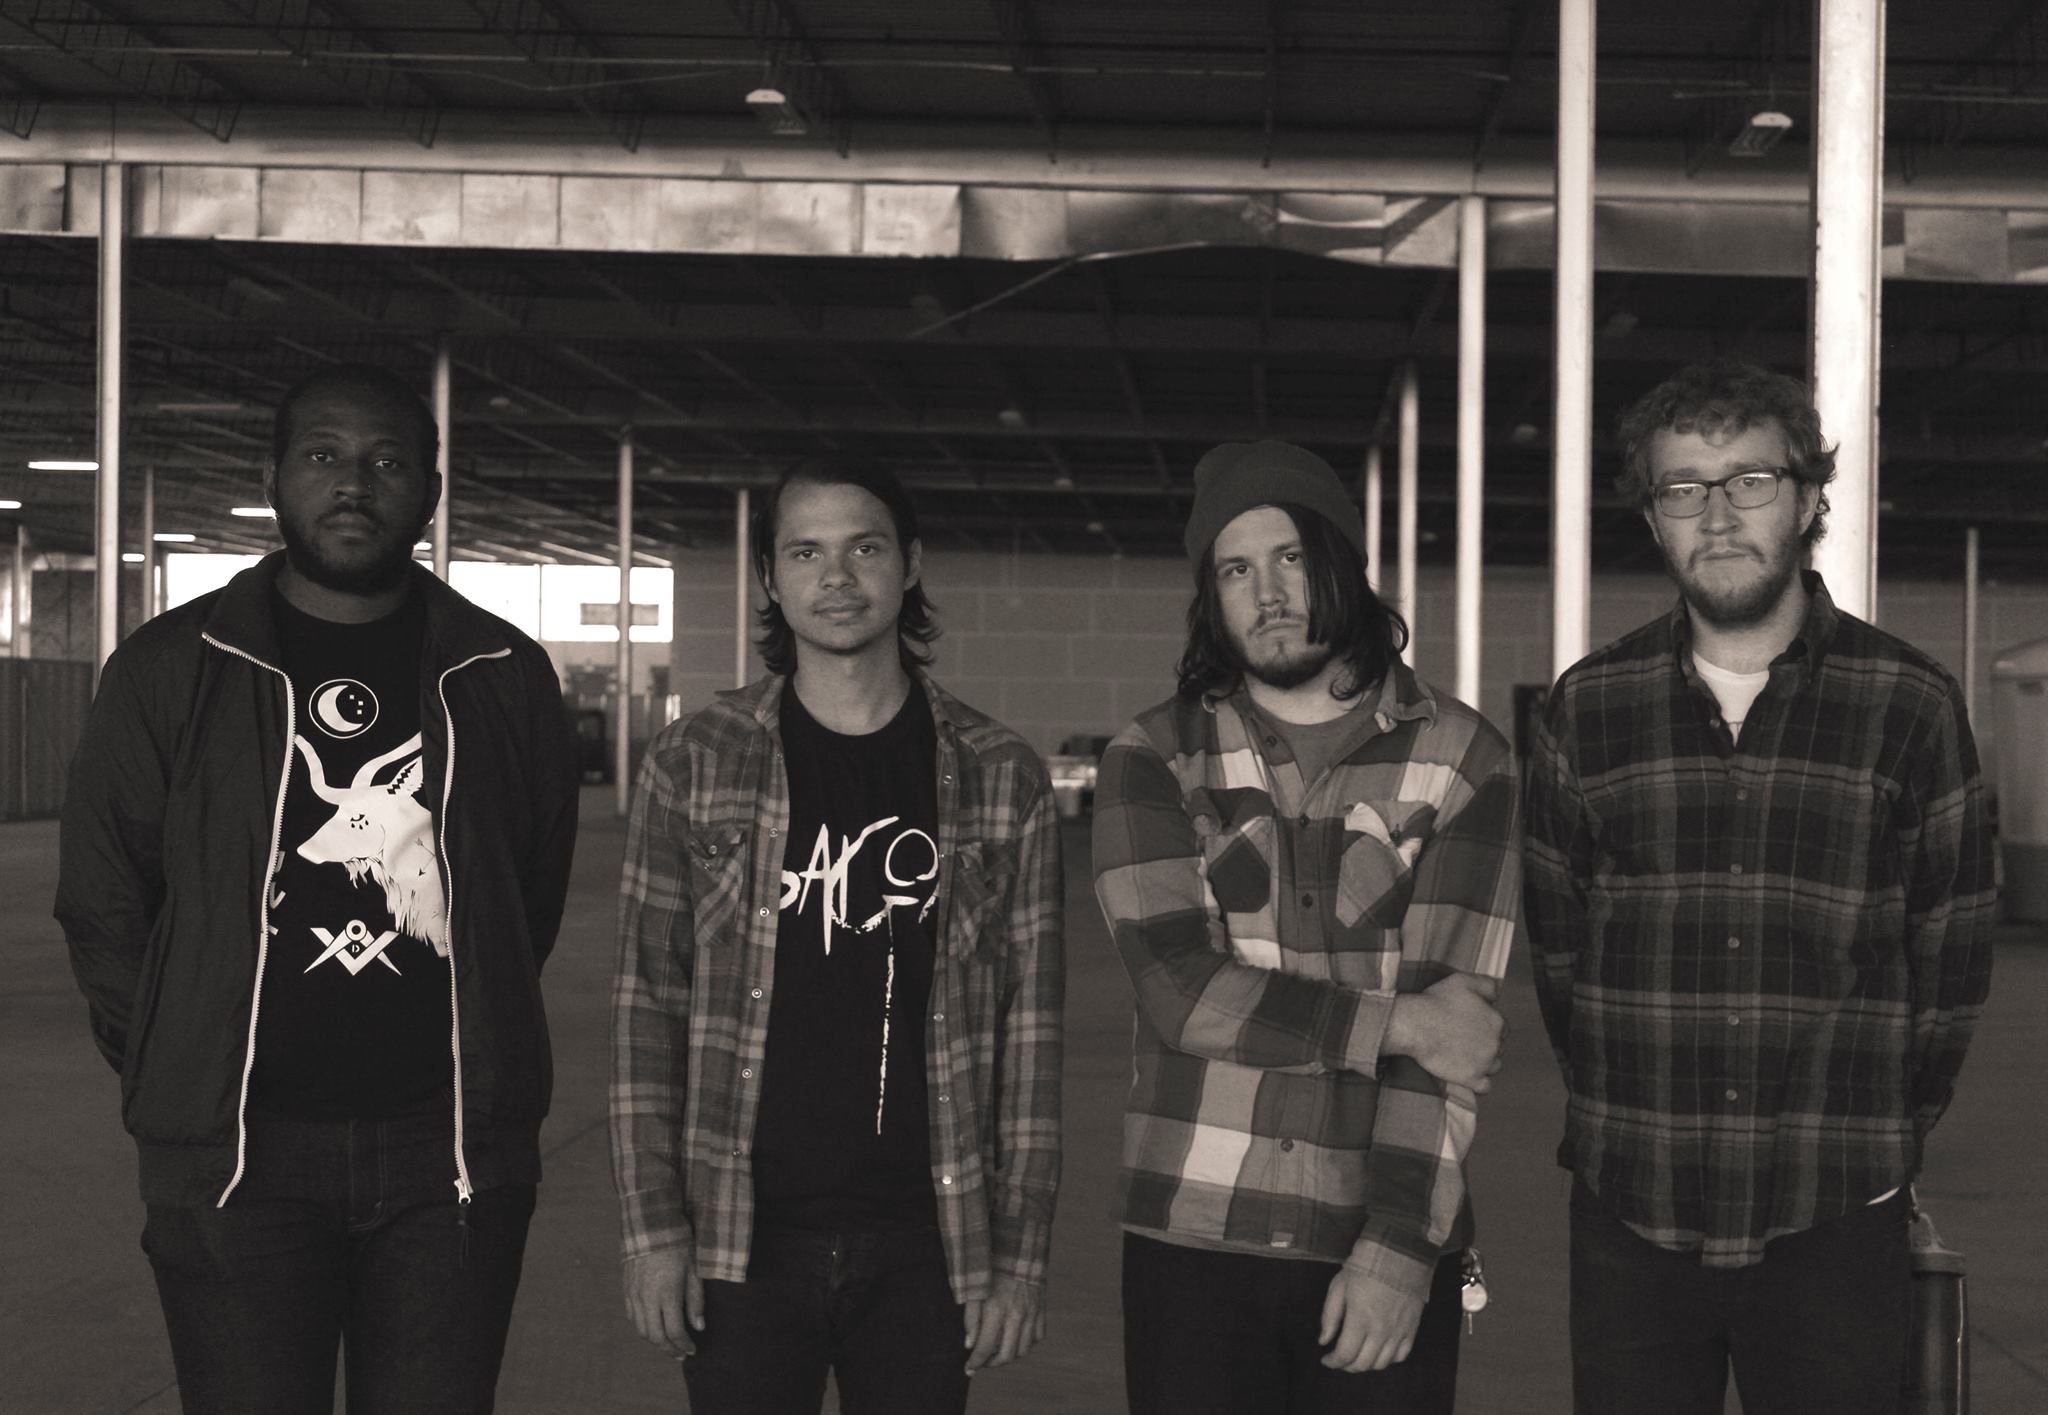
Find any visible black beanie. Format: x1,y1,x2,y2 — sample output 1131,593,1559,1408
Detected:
1183,440,1367,562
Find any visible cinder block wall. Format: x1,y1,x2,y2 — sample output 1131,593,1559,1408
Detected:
670,549,2047,775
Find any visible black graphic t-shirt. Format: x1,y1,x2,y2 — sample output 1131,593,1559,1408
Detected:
248,589,450,1120
752,680,942,1232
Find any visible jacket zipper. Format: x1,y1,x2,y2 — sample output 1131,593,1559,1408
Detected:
202,633,296,1209
437,649,512,1210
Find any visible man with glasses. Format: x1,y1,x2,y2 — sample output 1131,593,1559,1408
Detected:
1522,359,1996,1415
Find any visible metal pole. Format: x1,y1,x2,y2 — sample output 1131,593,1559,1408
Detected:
1363,446,1383,594
1398,362,1419,667
1809,0,1886,623
615,431,634,818
1962,526,1979,724
1456,194,1487,708
432,335,452,580
9,524,27,658
734,487,751,689
1552,0,1595,683
94,161,124,680
140,463,156,621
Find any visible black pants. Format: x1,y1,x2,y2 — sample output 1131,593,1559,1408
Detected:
1569,1180,1912,1415
142,1112,535,1415
1121,1232,1464,1415
682,1222,970,1415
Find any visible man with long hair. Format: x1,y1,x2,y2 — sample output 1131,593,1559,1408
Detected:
57,363,579,1413
611,458,1063,1414
1092,440,1519,1415
1523,359,1996,1414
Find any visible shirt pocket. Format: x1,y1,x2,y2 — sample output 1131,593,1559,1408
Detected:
686,826,751,945
945,839,1015,961
1188,787,1274,917
1335,799,1436,929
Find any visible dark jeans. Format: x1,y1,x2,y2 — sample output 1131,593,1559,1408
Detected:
141,1111,535,1415
1569,1179,1912,1415
1121,1232,1464,1415
683,1221,969,1415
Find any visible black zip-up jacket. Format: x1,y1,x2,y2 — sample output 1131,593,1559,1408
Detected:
56,553,579,1208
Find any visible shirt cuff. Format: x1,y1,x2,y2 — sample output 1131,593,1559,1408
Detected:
1342,1220,1439,1304
991,1211,1054,1290
1339,990,1396,1075
618,1188,693,1262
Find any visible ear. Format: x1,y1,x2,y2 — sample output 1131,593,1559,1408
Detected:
1795,480,1819,539
262,460,278,509
1641,503,1666,553
904,537,923,591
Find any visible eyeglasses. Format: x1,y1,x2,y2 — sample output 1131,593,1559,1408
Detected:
1650,468,1788,518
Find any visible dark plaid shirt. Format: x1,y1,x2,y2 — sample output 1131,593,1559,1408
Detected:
1092,665,1519,1301
611,674,1063,1300
1523,575,1995,1266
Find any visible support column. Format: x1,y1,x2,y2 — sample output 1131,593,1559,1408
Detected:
1963,526,1980,724
1551,0,1595,683
1809,0,1887,622
95,161,124,679
1397,362,1419,666
1456,195,1487,708
615,431,634,818
734,487,752,689
140,463,157,621
1362,446,1383,593
432,335,452,580
10,524,27,658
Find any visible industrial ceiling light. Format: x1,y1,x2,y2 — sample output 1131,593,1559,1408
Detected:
121,552,144,563
231,506,275,518
0,499,20,510
746,86,809,137
28,459,97,471
1728,110,1793,158
154,532,196,543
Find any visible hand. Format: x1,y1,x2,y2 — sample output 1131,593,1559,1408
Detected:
962,1274,1045,1374
1386,973,1506,1091
623,1247,705,1357
1318,1266,1425,1373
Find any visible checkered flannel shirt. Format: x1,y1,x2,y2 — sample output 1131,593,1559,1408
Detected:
1092,664,1519,1302
1523,575,1996,1266
610,673,1063,1301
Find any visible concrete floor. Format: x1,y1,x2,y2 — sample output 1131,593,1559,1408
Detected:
5,787,2046,1414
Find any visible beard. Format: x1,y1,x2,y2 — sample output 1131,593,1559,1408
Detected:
277,504,423,596
1662,532,1804,630
1225,615,1335,690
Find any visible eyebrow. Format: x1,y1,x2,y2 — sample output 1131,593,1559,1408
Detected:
780,525,898,548
293,427,412,448
1654,461,1784,482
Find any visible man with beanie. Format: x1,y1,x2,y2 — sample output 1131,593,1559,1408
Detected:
1092,440,1521,1415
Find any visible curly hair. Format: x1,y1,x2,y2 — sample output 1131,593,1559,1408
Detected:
750,458,939,677
1174,503,1408,702
1615,358,1837,548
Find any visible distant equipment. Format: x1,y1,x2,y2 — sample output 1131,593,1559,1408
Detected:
746,87,809,137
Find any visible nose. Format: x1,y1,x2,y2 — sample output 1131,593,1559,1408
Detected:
333,453,376,499
1699,482,1740,533
819,550,855,586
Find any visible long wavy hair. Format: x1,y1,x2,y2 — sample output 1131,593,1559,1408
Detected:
751,458,940,676
1174,503,1408,702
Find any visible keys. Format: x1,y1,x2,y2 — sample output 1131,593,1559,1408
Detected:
1460,1247,1489,1335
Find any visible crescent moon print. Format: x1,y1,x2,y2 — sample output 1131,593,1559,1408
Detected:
310,679,379,739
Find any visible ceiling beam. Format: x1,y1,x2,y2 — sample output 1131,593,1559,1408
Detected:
725,0,851,156
987,0,1059,158
212,0,442,146
1471,0,1540,172
0,0,241,139
457,0,648,151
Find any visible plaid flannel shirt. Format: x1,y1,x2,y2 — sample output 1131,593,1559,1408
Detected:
610,673,1063,1301
1091,665,1519,1302
1523,575,1996,1266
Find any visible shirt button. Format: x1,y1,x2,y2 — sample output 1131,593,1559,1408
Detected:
750,987,763,999
769,827,779,838
730,1147,742,1157
938,1094,950,1104
1710,717,1723,729
758,906,770,916
932,1011,944,1022
1724,1089,1739,1102
1735,788,1749,802
941,1175,954,1186
1264,736,1277,748
1727,937,1741,950
1297,815,1310,828
741,1067,753,1078
1301,894,1313,908
1280,1139,1295,1152
1729,863,1743,876
1728,1015,1741,1027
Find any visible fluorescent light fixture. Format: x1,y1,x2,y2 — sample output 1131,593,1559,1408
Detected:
28,459,98,471
153,532,196,543
152,400,245,414
414,541,432,552
746,86,809,137
231,506,275,518
122,552,144,563
1728,110,1793,157
0,499,20,510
